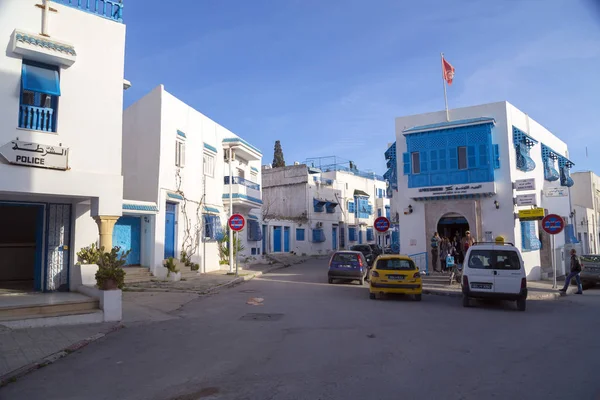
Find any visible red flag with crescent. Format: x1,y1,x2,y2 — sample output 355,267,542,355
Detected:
442,57,455,85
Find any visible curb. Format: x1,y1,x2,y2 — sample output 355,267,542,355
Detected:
0,324,124,388
423,287,562,301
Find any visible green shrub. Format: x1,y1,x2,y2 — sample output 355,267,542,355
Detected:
77,243,101,264
95,246,130,290
163,257,180,276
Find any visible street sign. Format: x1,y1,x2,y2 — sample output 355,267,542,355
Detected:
515,193,537,206
541,214,565,235
228,214,245,231
518,208,545,221
374,216,390,233
514,178,536,191
544,188,568,197
0,140,69,170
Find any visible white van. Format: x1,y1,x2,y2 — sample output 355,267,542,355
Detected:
461,242,528,311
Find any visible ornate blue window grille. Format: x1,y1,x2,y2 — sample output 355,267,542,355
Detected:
559,156,575,187
247,220,263,241
203,215,224,241
384,142,398,197
312,229,326,243
513,127,537,172
541,144,559,182
521,221,541,252
347,201,355,213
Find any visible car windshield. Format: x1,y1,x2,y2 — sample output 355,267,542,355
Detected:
581,255,600,263
468,250,520,270
376,258,415,270
350,245,371,253
332,253,360,263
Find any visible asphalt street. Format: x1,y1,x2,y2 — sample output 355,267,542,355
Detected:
1,259,599,400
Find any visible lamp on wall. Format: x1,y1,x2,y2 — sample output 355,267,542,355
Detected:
143,216,149,223
403,205,413,215
494,200,500,210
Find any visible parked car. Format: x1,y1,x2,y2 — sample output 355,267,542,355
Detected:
369,244,384,257
369,255,422,301
383,246,395,254
328,251,369,285
461,241,527,311
579,255,600,289
350,244,376,266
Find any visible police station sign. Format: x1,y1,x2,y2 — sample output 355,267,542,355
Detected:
0,140,69,171
408,182,496,199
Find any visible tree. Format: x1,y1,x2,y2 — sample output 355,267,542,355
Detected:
272,140,285,168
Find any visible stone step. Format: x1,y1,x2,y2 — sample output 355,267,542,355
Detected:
0,298,99,320
0,310,104,329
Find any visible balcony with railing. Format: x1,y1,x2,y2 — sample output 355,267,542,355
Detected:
223,176,262,207
58,0,124,23
19,105,55,132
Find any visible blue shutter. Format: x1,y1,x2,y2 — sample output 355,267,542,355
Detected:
402,153,410,175
22,63,61,96
449,148,458,169
479,144,489,167
377,209,382,217
438,149,447,170
348,201,355,213
203,215,212,239
430,150,438,171
493,144,500,169
467,146,477,168
521,221,541,252
367,228,374,241
349,227,356,241
213,216,224,241
296,228,305,241
420,151,428,173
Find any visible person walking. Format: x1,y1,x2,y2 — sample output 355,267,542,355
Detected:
431,232,440,272
440,238,450,272
559,249,583,294
462,231,475,254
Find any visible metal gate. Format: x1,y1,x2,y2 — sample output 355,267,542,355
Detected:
45,204,72,291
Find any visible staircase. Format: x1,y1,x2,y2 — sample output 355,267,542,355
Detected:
0,293,103,329
123,267,153,284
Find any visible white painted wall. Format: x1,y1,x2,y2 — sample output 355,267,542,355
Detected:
393,101,573,280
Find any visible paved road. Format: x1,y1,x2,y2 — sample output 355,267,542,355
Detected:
2,259,600,400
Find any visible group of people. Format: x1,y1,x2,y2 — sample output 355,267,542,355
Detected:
430,231,475,272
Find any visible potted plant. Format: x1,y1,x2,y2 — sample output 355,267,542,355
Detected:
95,246,130,290
76,243,101,265
163,257,181,282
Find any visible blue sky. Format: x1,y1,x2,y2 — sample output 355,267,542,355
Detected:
123,0,600,175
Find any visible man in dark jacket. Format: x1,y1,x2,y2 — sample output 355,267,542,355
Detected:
559,249,583,294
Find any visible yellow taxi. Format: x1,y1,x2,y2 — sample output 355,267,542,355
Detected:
369,254,423,301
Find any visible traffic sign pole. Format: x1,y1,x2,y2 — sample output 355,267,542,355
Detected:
542,214,564,289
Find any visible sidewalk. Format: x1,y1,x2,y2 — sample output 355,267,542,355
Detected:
422,273,562,300
1,255,313,386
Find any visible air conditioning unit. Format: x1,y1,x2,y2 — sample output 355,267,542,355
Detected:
316,222,323,228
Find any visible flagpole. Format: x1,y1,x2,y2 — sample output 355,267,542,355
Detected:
441,52,449,122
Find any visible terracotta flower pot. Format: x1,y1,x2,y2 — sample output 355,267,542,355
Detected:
101,278,118,290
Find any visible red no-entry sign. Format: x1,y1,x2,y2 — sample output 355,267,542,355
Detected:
228,214,245,232
541,214,564,235
374,216,391,233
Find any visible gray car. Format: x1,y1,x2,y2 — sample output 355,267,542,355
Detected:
579,255,600,289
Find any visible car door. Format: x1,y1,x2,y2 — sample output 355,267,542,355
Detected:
492,250,523,295
465,248,495,294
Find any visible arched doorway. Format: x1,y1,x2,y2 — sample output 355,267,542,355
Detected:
437,212,470,241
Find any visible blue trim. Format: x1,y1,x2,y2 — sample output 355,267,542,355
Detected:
15,32,77,56
123,203,158,212
222,137,263,155
403,117,495,134
22,61,61,96
167,192,184,201
296,228,305,241
248,214,258,220
251,167,259,173
222,193,263,205
204,143,217,153
177,130,187,139
57,0,124,23
203,206,220,214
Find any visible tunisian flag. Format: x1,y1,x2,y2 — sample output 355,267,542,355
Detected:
442,57,455,85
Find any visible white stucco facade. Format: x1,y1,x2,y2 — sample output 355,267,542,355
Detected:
571,171,600,254
122,85,263,277
390,101,575,280
0,1,126,292
262,164,390,256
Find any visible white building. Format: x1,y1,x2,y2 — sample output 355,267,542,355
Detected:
262,159,390,256
386,101,577,279
122,85,263,277
0,0,126,293
571,171,600,254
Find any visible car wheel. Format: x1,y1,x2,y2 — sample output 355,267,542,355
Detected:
414,294,422,302
462,295,471,308
517,299,526,312
369,293,376,300
328,278,334,284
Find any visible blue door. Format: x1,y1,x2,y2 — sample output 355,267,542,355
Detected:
284,227,290,252
113,216,141,265
332,227,338,250
273,226,282,253
359,230,363,244
164,202,176,259
262,225,267,254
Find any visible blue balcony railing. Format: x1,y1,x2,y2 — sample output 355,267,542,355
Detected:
19,105,55,132
224,176,260,191
58,0,124,23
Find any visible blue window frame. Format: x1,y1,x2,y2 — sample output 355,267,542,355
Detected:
348,226,357,242
377,208,382,217
296,228,305,241
325,201,338,213
513,126,537,172
493,144,500,169
355,197,370,219
247,220,263,241
19,61,60,132
203,215,224,241
402,152,411,175
347,201,355,213
521,221,541,252
385,205,391,219
313,198,326,213
366,228,374,241
312,229,326,243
